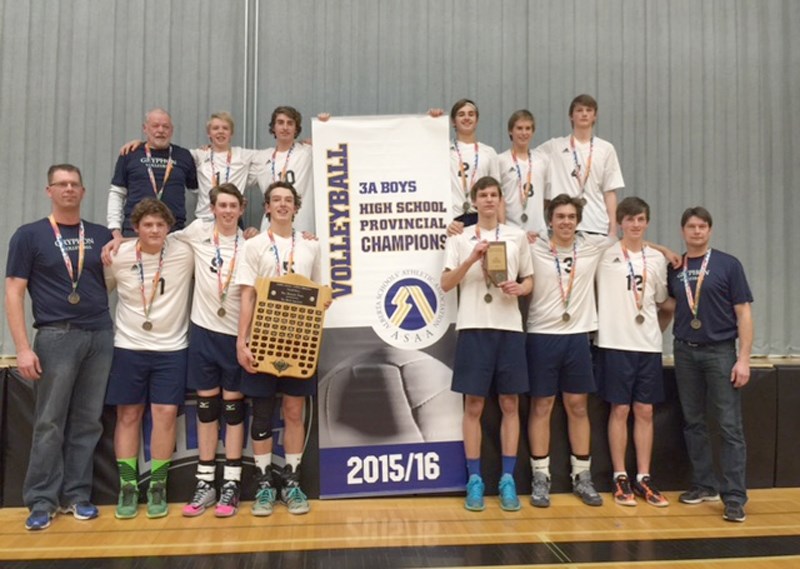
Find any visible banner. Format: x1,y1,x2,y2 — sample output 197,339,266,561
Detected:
312,115,465,498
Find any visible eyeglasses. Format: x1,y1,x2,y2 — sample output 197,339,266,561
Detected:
49,181,83,189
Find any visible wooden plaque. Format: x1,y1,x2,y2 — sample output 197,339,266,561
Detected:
485,241,508,285
249,273,332,379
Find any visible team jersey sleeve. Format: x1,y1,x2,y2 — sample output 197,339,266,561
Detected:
652,250,668,304
443,235,461,272
601,144,625,192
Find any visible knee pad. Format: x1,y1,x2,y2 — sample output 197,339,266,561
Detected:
250,396,276,441
196,396,221,423
223,399,245,426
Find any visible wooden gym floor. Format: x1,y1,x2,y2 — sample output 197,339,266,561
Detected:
1,487,800,568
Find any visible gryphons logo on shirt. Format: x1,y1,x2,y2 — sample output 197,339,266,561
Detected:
373,269,448,349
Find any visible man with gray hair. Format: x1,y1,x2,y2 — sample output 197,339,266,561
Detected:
107,107,197,239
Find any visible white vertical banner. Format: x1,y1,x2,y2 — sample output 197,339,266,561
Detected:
312,115,465,498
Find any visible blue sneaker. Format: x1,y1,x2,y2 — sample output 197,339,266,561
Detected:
25,510,53,531
60,501,99,520
465,474,485,511
498,474,521,511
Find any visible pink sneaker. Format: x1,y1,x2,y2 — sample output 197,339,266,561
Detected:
214,481,240,518
182,480,215,517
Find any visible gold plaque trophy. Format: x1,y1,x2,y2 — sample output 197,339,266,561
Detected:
249,273,332,379
485,241,508,285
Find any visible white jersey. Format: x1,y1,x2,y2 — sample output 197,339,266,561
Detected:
256,143,315,234
443,223,533,332
542,136,624,234
498,147,549,235
527,233,614,334
172,219,243,336
191,146,266,220
105,236,194,351
449,141,500,218
596,242,668,352
236,229,322,287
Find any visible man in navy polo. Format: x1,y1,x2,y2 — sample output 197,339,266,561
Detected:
667,206,753,523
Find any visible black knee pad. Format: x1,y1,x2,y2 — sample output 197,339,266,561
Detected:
250,396,276,441
223,399,245,426
197,396,221,423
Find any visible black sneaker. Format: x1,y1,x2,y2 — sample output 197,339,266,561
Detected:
723,501,746,522
679,486,720,504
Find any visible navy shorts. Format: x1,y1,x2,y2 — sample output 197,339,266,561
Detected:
527,333,595,397
240,370,318,398
595,348,664,404
451,329,528,397
106,347,188,406
187,324,241,393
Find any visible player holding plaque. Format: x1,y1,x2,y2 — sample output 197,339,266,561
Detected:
104,199,194,520
442,176,533,512
236,181,325,516
595,197,671,507
667,207,753,523
525,194,615,508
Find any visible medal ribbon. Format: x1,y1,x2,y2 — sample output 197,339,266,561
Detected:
621,243,647,313
682,249,712,320
136,240,166,322
144,144,174,200
210,148,232,187
569,135,593,196
213,225,239,306
48,215,84,296
512,149,532,213
549,239,578,313
268,229,296,276
271,143,296,182
454,142,479,211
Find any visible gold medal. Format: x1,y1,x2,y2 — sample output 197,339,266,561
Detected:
635,314,645,324
484,293,493,304
68,292,81,305
521,213,528,223
690,318,702,330
217,307,227,318
562,312,571,322
462,201,471,214
142,321,153,331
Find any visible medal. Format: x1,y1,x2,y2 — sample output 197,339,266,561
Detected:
621,243,647,320
570,135,594,200
682,249,712,332
484,293,493,304
144,144,174,200
549,239,578,323
213,224,240,314
512,149,532,224
454,141,479,215
268,229,296,276
271,142,296,182
48,215,85,307
136,241,166,332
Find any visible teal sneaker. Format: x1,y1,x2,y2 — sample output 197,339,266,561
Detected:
252,474,277,517
146,481,169,519
465,474,485,511
115,483,139,519
498,474,521,511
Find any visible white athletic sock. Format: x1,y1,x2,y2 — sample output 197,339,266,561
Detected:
254,453,272,476
613,471,628,481
637,473,650,483
196,463,215,483
285,453,302,472
223,464,242,483
531,456,550,479
570,455,591,479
